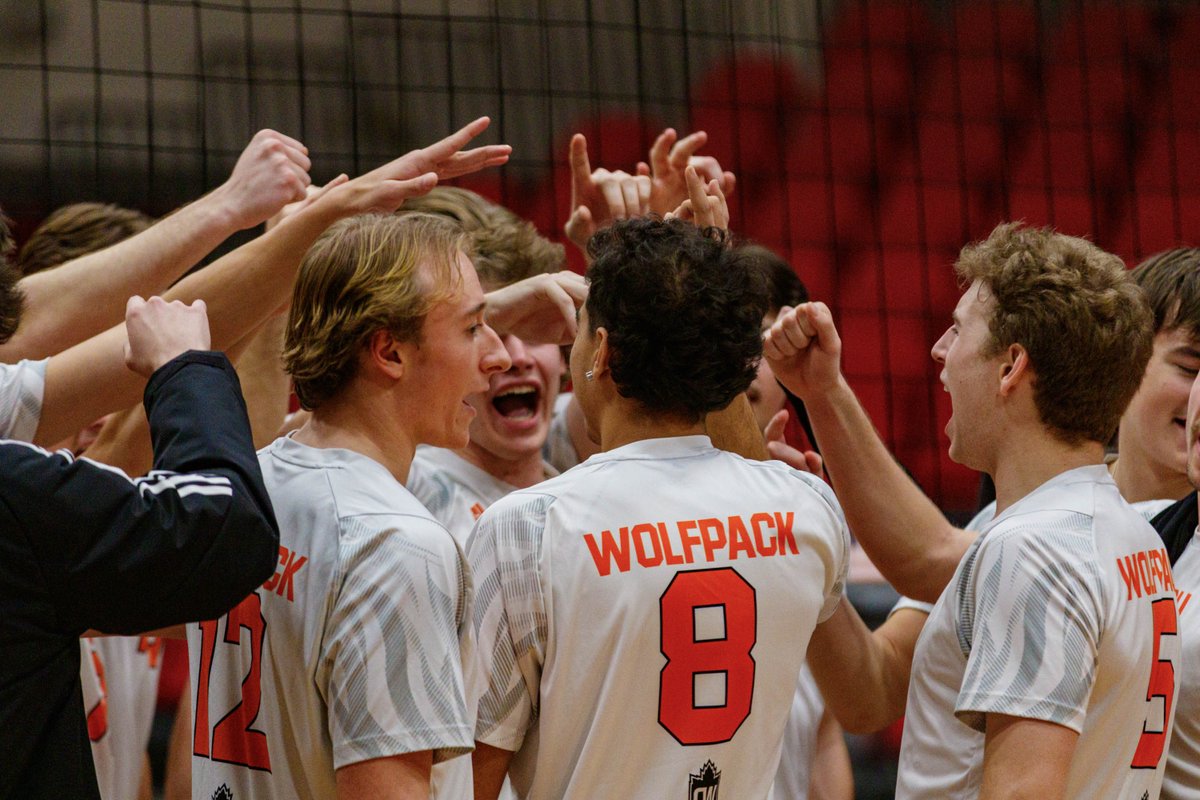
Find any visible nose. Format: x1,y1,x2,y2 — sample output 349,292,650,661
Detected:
481,325,511,375
503,334,534,371
931,328,951,364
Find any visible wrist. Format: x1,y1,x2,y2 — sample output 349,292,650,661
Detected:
194,184,246,233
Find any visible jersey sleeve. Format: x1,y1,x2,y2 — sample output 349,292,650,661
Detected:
466,493,551,751
14,352,279,634
794,470,851,622
0,358,46,442
321,515,473,769
954,516,1104,733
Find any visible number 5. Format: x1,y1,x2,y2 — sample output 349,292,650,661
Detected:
1131,597,1177,769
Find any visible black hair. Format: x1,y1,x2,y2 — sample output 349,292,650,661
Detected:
738,243,808,312
585,217,768,421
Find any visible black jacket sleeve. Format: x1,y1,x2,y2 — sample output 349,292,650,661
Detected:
1150,490,1198,566
8,351,279,634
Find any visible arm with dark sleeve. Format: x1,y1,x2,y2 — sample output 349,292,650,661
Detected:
13,351,279,634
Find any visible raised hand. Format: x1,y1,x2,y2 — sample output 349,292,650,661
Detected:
322,117,512,216
762,302,843,400
484,271,588,345
212,129,313,231
637,128,736,216
265,174,350,232
564,133,652,252
665,165,729,230
124,296,212,378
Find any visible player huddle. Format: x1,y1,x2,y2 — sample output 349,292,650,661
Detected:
0,117,1195,800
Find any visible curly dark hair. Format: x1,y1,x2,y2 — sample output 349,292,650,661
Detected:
585,217,768,421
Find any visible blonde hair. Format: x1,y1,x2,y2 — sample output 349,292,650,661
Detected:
400,187,563,289
956,222,1153,445
283,213,465,410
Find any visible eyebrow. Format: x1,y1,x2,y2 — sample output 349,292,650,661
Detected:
462,301,486,319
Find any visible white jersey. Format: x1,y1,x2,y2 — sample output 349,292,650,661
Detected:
407,445,544,800
966,496,1174,530
1164,529,1200,800
79,636,163,799
0,358,46,441
542,393,580,474
897,465,1180,799
408,446,556,546
768,664,826,800
188,436,474,800
470,435,849,800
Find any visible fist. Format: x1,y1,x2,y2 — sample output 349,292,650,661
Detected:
124,296,212,378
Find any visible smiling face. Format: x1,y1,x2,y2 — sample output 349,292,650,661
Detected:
930,280,1004,471
401,251,510,450
462,334,566,467
1120,327,1200,484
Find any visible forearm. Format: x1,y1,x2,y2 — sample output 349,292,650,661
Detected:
232,314,289,448
805,377,971,600
1,194,240,361
806,600,919,733
472,743,513,800
34,201,338,447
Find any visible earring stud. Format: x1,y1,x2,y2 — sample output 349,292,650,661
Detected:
585,370,594,381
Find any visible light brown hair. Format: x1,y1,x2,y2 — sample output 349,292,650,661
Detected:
16,202,152,275
956,222,1153,445
283,213,465,410
400,187,563,289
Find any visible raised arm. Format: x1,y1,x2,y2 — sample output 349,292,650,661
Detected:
16,297,279,635
33,118,510,447
763,303,974,601
1,130,311,361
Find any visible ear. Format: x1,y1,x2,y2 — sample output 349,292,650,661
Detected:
591,326,611,379
997,343,1030,396
365,328,407,381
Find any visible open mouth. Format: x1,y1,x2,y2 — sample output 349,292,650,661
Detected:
492,385,540,420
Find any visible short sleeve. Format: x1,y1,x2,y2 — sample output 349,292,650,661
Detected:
466,494,551,751
793,470,850,623
321,516,473,768
890,596,935,617
954,517,1104,733
0,359,46,442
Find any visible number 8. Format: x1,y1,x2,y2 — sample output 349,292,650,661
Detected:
659,567,757,745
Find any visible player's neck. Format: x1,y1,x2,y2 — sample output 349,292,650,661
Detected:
457,442,545,489
991,428,1105,515
1110,435,1193,504
291,394,417,484
597,399,707,452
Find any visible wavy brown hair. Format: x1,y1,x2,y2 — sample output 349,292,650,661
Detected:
956,222,1153,445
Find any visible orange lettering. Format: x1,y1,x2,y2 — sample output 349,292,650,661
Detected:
750,513,777,557
678,520,701,563
774,511,798,555
1118,555,1143,600
699,518,726,562
583,528,631,576
728,515,756,560
632,523,663,568
658,522,684,566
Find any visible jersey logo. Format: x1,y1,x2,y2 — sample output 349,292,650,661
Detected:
210,785,233,800
688,760,721,800
470,502,485,520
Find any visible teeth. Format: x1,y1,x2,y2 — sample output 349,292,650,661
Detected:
496,386,536,398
